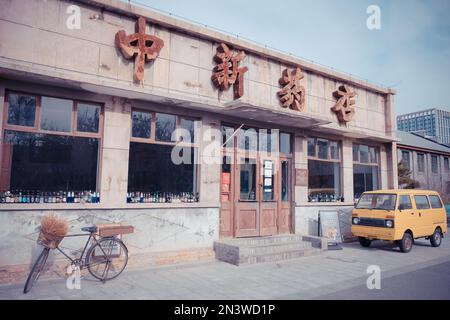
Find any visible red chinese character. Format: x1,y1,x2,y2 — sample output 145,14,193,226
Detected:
278,67,306,112
331,85,356,122
115,17,164,83
212,43,248,99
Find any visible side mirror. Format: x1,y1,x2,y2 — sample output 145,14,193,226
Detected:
398,204,405,211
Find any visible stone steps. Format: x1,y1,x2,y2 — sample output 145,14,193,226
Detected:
214,234,327,266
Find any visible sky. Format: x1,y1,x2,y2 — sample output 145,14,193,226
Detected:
127,0,450,116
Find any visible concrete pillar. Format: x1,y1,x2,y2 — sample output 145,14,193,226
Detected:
99,97,132,206
386,142,399,189
385,91,396,137
199,114,220,205
294,134,308,205
342,138,354,202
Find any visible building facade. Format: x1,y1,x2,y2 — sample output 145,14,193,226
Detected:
397,108,450,146
0,0,398,281
397,131,450,203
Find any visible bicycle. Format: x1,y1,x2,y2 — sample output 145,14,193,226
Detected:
23,226,129,294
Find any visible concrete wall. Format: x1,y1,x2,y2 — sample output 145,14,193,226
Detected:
398,148,450,203
294,205,354,241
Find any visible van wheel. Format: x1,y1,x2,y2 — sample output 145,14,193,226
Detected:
399,232,413,253
358,237,372,247
430,229,442,247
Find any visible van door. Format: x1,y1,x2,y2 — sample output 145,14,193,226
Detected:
427,195,446,236
397,195,418,237
413,195,431,237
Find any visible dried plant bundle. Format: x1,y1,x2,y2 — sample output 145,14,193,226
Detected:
40,214,69,237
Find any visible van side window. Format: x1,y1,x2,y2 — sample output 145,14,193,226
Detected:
414,195,430,210
428,195,443,209
399,195,412,210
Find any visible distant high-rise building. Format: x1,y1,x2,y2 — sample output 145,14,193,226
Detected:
397,108,450,146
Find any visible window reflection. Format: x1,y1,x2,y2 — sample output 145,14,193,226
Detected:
240,158,256,201
77,103,100,133
132,111,152,139
40,96,72,132
155,113,176,142
2,130,99,192
127,143,196,193
7,93,36,127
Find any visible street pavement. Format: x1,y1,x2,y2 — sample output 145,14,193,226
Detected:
1,237,450,300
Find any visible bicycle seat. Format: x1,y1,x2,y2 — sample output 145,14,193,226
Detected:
81,226,98,233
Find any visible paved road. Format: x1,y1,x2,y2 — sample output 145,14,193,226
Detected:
316,260,450,300
1,237,450,300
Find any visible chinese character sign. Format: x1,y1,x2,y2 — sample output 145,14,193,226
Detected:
331,85,356,123
115,17,164,83
278,67,306,112
212,43,248,99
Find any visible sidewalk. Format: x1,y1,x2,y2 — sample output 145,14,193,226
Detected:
1,237,450,300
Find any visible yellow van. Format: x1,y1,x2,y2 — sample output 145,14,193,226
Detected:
352,190,448,253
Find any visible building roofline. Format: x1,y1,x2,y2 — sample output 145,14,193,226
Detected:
397,108,450,118
397,131,450,156
76,0,394,96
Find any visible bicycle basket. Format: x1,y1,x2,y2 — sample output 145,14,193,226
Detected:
37,214,69,249
37,230,65,249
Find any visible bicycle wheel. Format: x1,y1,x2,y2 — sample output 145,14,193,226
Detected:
85,237,128,281
23,247,50,294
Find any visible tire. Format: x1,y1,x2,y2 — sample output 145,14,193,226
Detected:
430,229,442,247
358,237,372,247
23,248,50,294
86,237,128,281
399,232,413,253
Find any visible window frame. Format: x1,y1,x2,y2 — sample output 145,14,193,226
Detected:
307,136,342,202
2,90,105,195
417,153,425,173
307,137,341,163
3,90,104,139
414,195,431,210
128,108,201,199
130,108,199,149
430,155,439,174
428,195,443,209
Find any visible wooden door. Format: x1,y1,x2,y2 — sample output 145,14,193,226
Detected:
278,158,292,234
235,154,260,237
220,154,234,238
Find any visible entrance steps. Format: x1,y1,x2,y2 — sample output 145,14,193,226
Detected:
214,234,328,265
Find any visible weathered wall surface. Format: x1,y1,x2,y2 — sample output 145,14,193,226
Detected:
0,0,393,139
0,207,219,282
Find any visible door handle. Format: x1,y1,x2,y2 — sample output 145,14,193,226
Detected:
419,212,422,217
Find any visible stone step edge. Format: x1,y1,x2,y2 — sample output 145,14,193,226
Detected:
238,241,313,253
240,248,323,265
215,234,328,251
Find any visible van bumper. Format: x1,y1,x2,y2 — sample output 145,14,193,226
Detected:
352,225,396,241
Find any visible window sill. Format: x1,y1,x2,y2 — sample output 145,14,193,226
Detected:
296,202,355,207
0,202,219,211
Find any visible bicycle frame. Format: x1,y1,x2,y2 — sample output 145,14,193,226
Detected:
55,233,112,269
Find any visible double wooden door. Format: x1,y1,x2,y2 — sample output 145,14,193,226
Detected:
220,151,292,238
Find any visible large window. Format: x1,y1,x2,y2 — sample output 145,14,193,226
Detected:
353,144,379,200
401,151,411,170
1,92,102,204
431,155,438,174
307,138,341,202
222,125,291,155
127,110,200,203
417,153,425,173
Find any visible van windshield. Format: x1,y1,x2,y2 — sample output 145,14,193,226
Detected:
356,194,397,210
